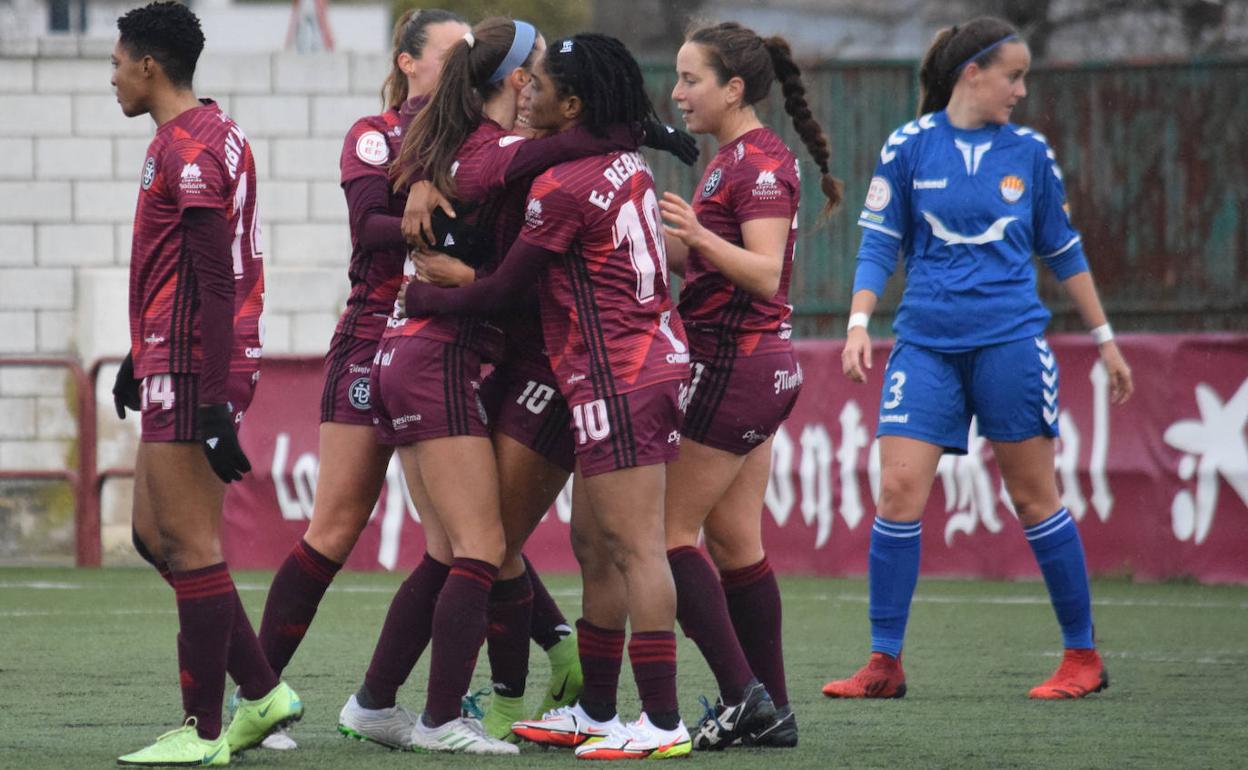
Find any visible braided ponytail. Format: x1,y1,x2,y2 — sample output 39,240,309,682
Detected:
764,35,842,214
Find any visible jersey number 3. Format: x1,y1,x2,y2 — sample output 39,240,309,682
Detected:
613,188,668,304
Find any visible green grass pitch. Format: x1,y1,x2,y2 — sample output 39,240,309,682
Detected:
1,567,1246,769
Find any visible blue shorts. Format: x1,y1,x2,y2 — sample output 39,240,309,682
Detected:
876,336,1060,454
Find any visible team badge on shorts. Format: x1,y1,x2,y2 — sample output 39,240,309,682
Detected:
348,377,371,410
141,157,156,189
1000,175,1025,203
702,168,723,198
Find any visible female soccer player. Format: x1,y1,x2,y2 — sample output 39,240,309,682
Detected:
823,16,1134,700
405,34,695,760
109,2,300,765
395,19,696,740
657,21,843,750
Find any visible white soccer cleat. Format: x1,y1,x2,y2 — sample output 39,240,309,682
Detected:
259,729,298,750
512,702,621,748
336,694,420,750
410,715,521,755
574,712,692,760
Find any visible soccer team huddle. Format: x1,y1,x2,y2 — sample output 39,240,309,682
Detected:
109,1,1135,766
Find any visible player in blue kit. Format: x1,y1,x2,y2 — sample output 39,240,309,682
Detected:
824,16,1134,700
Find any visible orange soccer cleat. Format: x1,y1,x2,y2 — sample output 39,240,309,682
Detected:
822,652,906,699
1029,648,1109,700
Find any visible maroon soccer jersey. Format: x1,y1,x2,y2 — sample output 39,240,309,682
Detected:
128,100,264,378
518,151,690,404
678,127,800,355
383,120,527,351
336,101,415,340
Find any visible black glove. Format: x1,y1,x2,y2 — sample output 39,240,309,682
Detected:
112,353,141,419
429,205,489,268
641,120,699,166
197,404,251,483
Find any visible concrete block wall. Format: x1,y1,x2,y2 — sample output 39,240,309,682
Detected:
0,47,392,497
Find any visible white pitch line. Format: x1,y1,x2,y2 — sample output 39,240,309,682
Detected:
1039,650,1246,665
0,581,83,590
821,593,1248,610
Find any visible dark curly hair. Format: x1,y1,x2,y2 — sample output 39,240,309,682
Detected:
542,33,659,136
117,1,205,89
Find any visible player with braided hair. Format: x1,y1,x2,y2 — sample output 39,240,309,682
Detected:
654,20,843,750
405,33,694,760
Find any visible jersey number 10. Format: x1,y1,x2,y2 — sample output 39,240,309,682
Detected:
613,188,668,304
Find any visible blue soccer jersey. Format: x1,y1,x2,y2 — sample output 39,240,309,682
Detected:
853,110,1088,351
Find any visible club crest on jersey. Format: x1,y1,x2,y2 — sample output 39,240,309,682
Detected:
702,168,723,198
141,157,156,189
355,130,389,165
1000,175,1025,203
865,176,891,211
348,377,371,410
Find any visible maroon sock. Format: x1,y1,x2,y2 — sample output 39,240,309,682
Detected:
487,572,533,698
722,557,788,708
171,563,236,740
628,631,679,726
668,546,753,704
576,618,625,718
258,539,341,677
155,561,173,586
524,555,571,650
424,558,498,726
228,590,280,700
362,553,450,709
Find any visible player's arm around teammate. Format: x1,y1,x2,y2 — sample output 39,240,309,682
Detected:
241,17,469,753
826,16,1134,703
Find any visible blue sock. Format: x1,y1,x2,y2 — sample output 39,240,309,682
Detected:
868,517,922,658
1025,508,1094,649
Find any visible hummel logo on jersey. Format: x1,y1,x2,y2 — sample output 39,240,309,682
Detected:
206,437,220,450
443,233,456,247
181,163,201,180
923,212,1016,246
525,198,544,227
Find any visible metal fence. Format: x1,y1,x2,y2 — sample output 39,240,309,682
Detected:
639,59,1248,337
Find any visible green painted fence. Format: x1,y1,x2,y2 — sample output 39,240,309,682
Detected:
639,60,1248,337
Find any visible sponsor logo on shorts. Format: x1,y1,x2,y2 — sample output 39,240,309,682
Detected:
141,157,156,189
668,430,682,445
348,377,371,410
880,414,910,424
666,352,691,364
244,346,262,359
774,363,803,395
701,168,723,198
566,373,586,385
476,393,489,425
144,334,165,345
392,414,421,428
742,429,767,444
250,370,261,384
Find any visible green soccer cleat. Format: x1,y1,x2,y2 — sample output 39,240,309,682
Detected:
224,681,303,753
117,718,230,766
533,633,583,719
481,690,528,742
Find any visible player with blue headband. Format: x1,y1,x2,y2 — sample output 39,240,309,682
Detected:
824,16,1133,703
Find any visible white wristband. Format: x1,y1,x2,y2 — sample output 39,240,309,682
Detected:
847,312,870,332
1090,323,1114,345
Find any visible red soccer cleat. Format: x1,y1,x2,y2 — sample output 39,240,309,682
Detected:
1029,648,1109,700
822,652,906,699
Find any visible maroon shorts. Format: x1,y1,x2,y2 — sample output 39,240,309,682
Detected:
480,363,575,473
571,379,686,478
321,332,380,426
370,335,489,446
681,342,802,455
140,369,260,443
